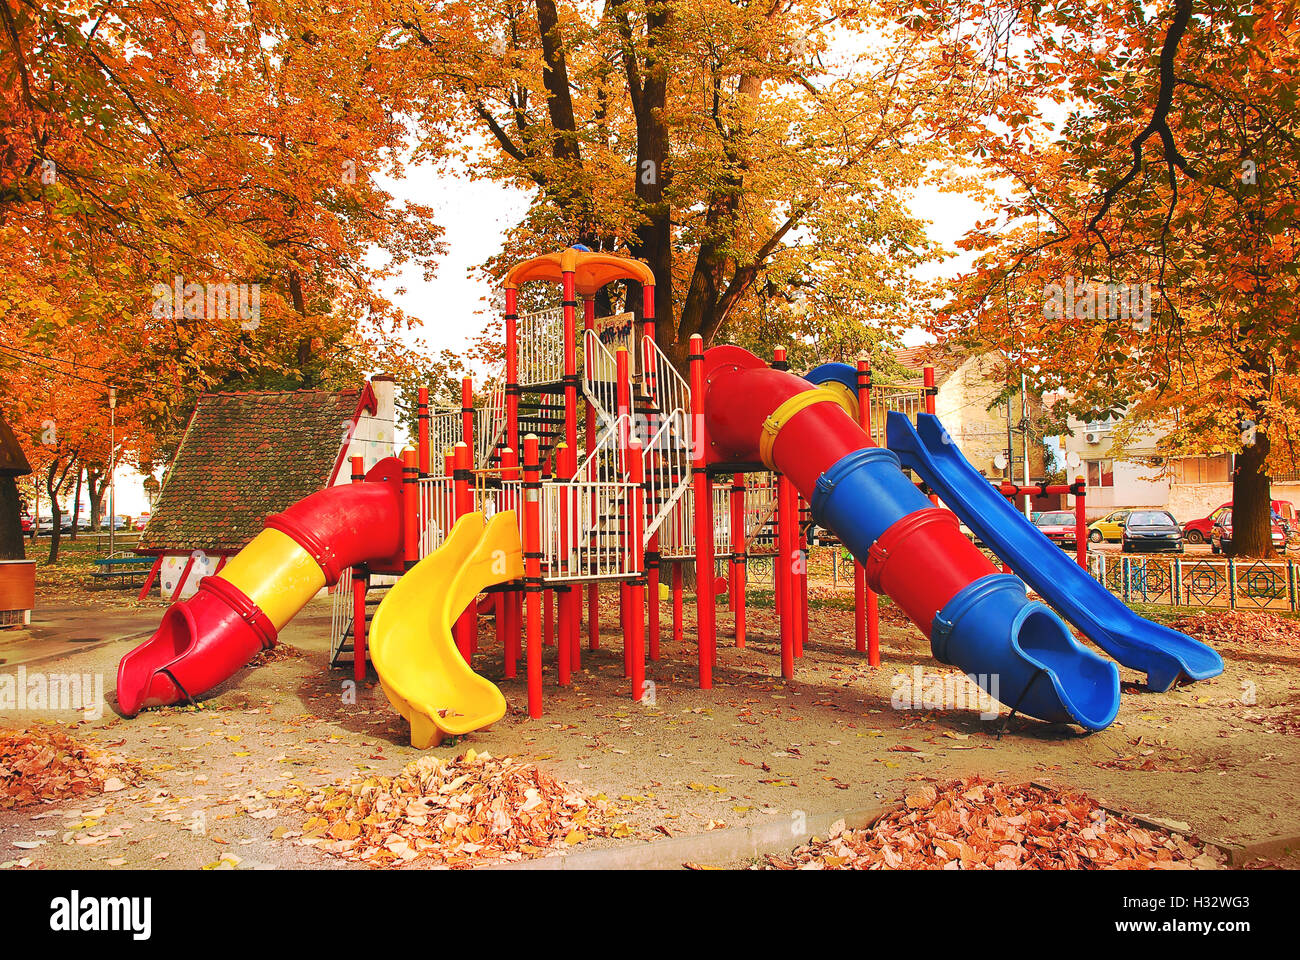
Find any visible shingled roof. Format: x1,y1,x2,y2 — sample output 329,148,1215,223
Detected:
138,386,374,554
0,414,31,477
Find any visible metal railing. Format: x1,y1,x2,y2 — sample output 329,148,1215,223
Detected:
517,307,566,387
1089,553,1299,611
869,384,926,446
540,479,641,581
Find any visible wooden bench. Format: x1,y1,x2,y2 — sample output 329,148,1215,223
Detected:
90,555,157,587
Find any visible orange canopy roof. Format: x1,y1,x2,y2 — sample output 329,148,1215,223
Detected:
504,248,655,296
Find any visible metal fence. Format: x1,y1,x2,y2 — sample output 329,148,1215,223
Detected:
1089,553,1299,612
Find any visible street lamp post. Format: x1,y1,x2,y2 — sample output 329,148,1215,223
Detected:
108,387,116,555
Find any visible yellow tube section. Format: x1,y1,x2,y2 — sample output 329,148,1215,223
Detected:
369,511,524,749
217,528,328,631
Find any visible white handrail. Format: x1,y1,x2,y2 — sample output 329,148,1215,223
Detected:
517,307,566,387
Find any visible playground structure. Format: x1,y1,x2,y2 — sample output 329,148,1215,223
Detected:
116,247,1223,744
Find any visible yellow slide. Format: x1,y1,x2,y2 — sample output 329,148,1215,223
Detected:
368,511,524,749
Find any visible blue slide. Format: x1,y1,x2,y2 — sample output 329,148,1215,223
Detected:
887,412,1223,692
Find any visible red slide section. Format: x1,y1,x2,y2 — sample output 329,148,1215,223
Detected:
116,458,406,715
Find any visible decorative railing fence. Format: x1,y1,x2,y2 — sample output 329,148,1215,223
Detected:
1088,553,1299,612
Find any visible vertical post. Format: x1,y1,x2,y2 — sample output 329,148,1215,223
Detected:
351,456,368,683
461,377,475,464
923,364,939,506
417,387,431,476
402,447,419,571
672,560,684,645
629,438,646,701
776,472,796,679
562,269,579,457
856,356,878,664
1074,475,1088,568
453,442,473,661
554,447,571,684
502,446,520,678
790,494,800,658
505,287,520,454
583,296,598,646
730,472,746,647
560,441,581,673
689,334,715,688
523,434,543,718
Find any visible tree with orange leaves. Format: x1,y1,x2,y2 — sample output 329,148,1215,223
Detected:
925,0,1300,557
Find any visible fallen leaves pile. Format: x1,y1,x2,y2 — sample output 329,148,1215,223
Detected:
761,779,1225,870
249,642,301,665
1,728,139,810
283,749,628,867
1168,610,1300,648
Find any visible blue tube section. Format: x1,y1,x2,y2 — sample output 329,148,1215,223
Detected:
932,575,1120,730
810,445,1122,730
803,362,859,395
810,447,932,551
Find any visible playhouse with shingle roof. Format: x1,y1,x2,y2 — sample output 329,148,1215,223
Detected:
137,377,396,600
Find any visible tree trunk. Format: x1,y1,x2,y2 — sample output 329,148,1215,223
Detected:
70,465,83,540
46,460,63,565
1230,428,1274,558
87,467,104,531
0,476,24,561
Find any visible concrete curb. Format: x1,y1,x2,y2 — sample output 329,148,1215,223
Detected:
494,804,891,870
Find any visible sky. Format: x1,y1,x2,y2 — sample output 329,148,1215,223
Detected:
371,159,995,361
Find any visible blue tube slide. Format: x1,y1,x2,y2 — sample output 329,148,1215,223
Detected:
797,361,1120,730
809,446,1120,730
886,412,1223,691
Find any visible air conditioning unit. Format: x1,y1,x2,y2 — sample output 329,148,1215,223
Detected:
1084,431,1102,444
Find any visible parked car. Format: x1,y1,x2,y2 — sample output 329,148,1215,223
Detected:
1033,510,1079,548
1185,500,1294,544
1121,510,1184,553
133,512,151,531
1211,509,1287,555
1087,510,1131,543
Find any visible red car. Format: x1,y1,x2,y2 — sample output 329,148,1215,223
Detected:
1185,500,1294,544
20,515,32,534
1210,509,1287,555
1033,510,1079,548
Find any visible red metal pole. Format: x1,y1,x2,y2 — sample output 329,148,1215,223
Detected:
642,283,656,344
505,288,519,454
689,334,714,688
453,442,473,661
583,296,598,647
502,446,520,678
923,364,939,507
417,387,431,477
629,438,646,701
555,443,571,685
730,472,746,647
523,434,543,718
855,357,875,660
1075,475,1088,568
671,559,684,644
352,455,369,683
402,447,419,570
559,442,581,673
461,377,474,461
562,270,579,457
790,494,800,658
776,472,796,679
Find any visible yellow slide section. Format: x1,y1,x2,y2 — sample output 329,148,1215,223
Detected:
217,528,328,630
369,511,524,749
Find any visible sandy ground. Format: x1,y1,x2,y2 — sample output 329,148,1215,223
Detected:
2,577,1298,870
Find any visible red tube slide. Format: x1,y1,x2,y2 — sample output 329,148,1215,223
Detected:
116,458,406,715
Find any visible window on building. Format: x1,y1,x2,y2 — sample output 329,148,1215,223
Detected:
1085,459,1114,488
1171,455,1232,485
